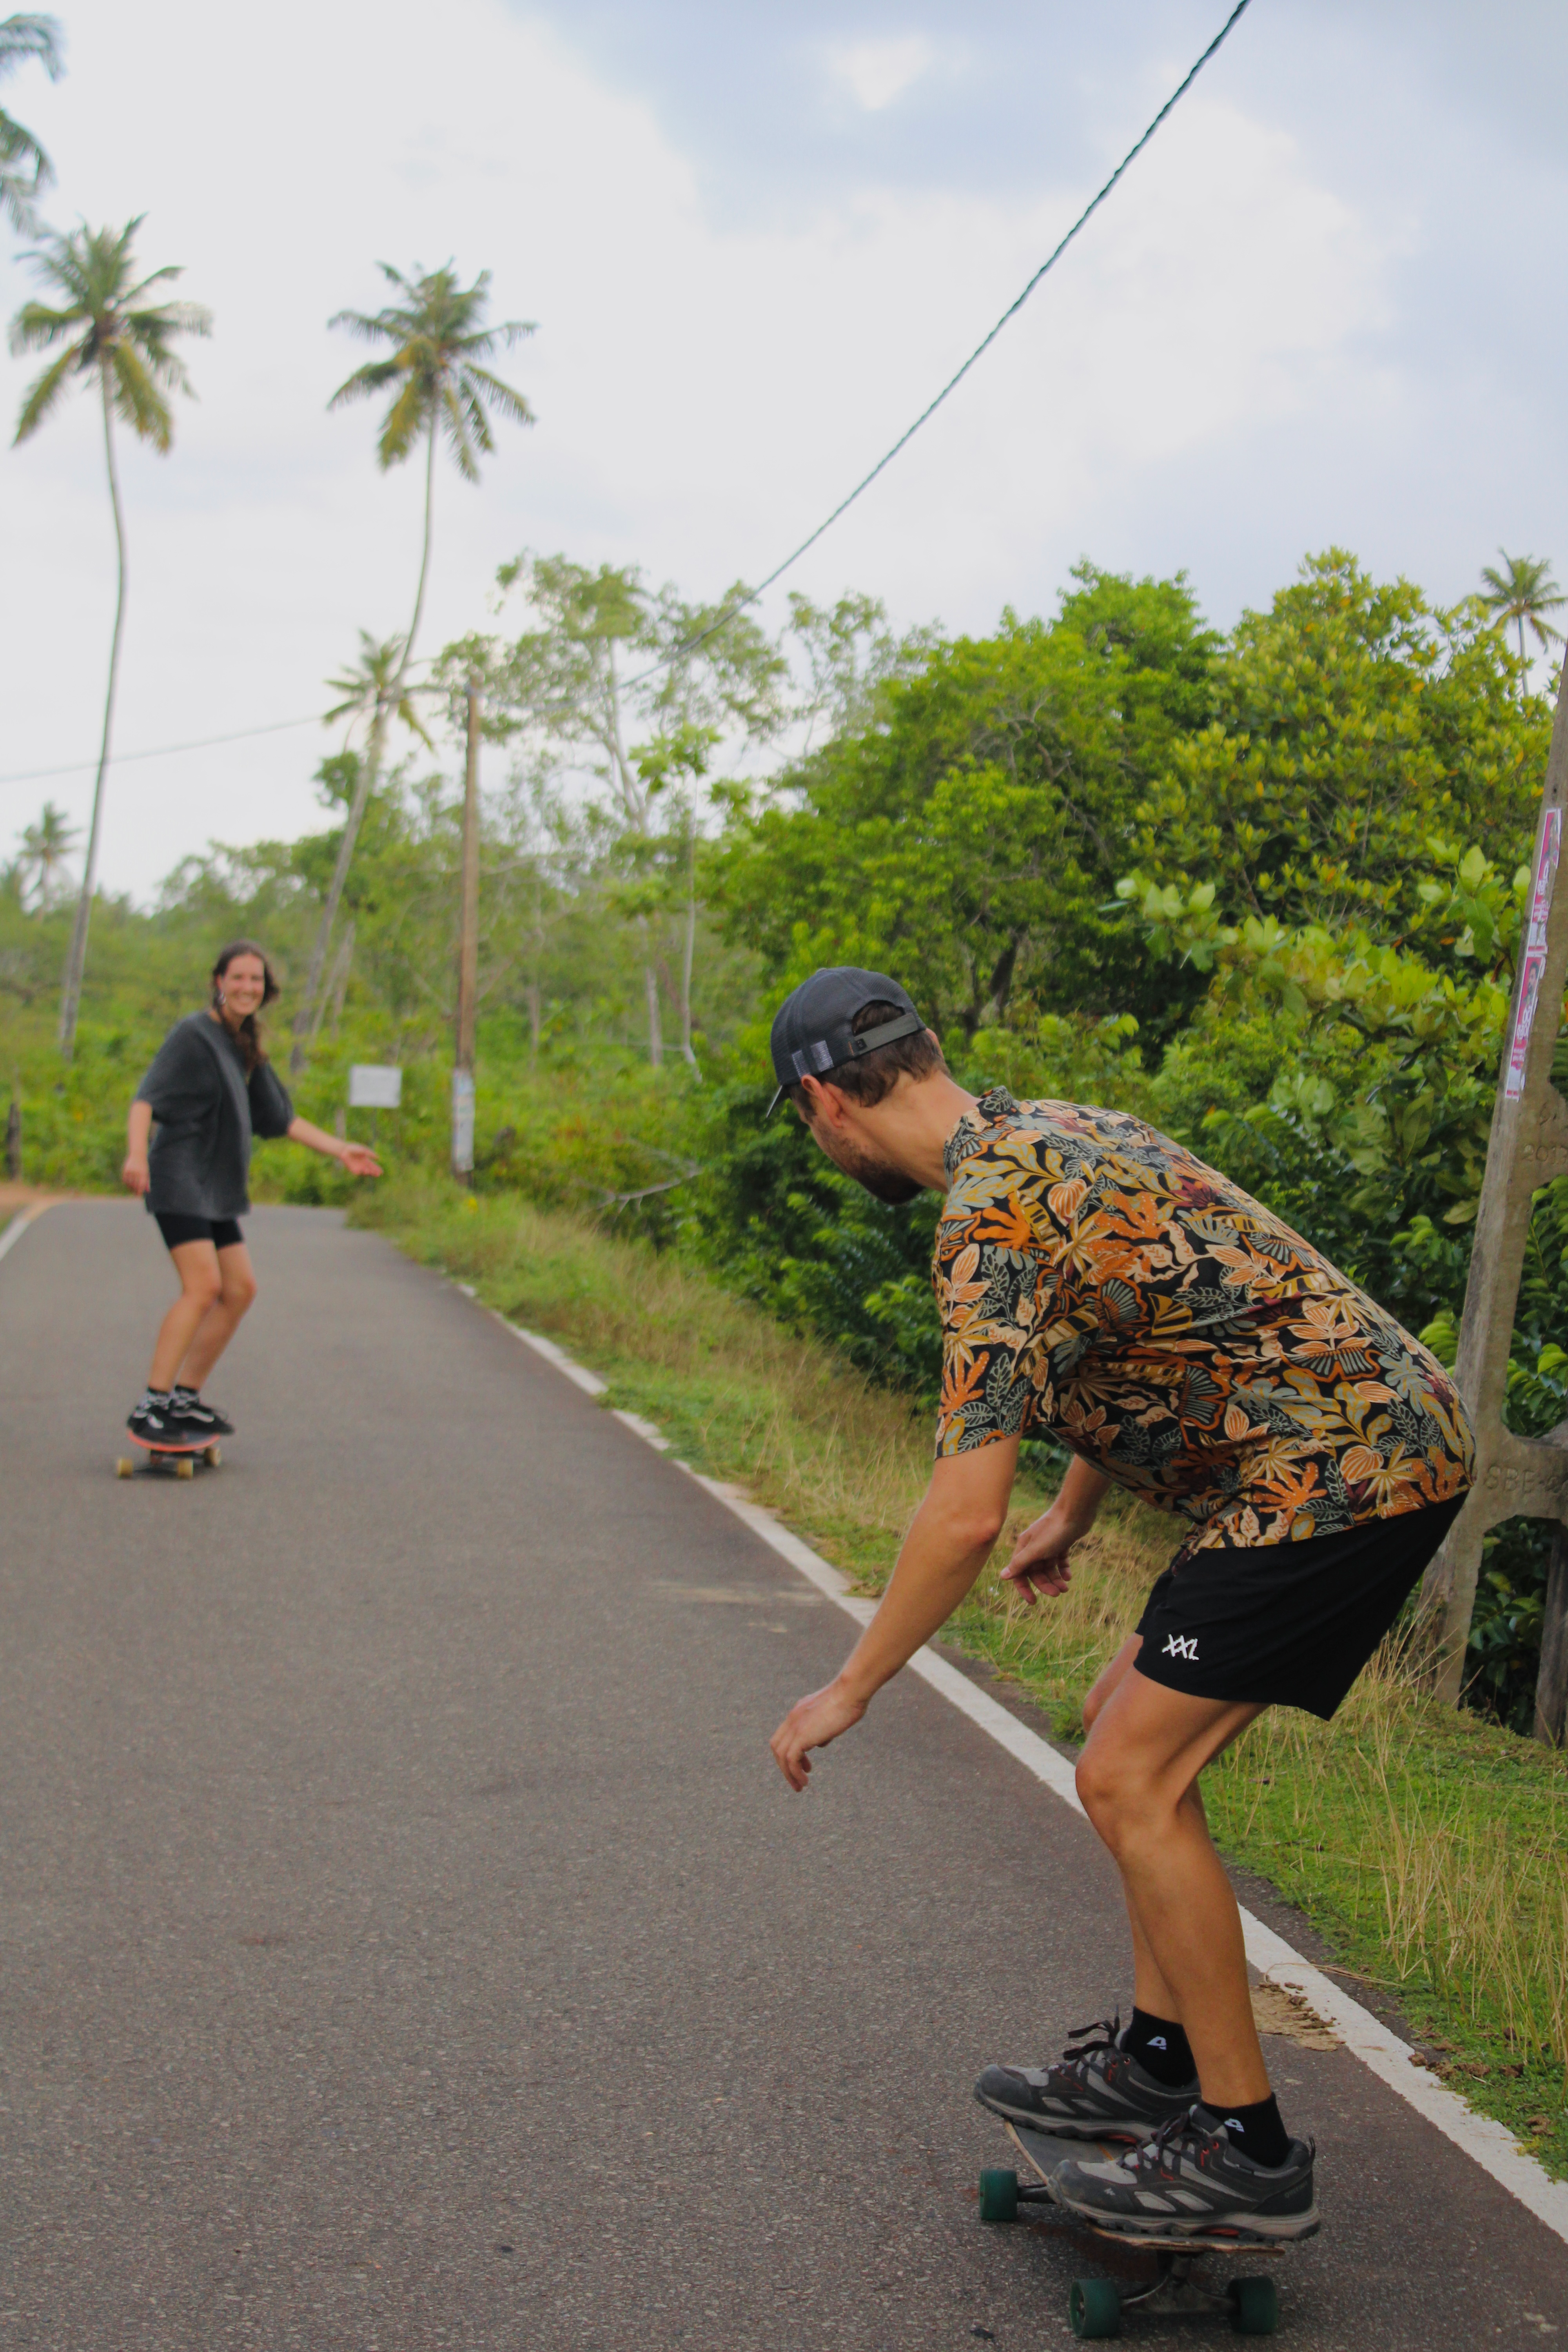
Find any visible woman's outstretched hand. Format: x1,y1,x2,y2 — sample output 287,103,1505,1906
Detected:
121,1152,150,1197
340,1145,383,1178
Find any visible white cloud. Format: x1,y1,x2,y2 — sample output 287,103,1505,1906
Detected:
824,34,937,113
0,1,1407,900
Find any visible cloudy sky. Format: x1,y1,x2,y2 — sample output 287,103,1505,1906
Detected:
2,0,1565,898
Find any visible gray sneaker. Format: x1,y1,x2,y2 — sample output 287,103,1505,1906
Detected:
1051,2105,1320,2242
975,2017,1199,2142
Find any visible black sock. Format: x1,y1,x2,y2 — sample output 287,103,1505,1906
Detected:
1123,2007,1196,2087
1215,2094,1290,2168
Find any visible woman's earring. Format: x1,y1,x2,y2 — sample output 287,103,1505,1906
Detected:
216,988,225,1008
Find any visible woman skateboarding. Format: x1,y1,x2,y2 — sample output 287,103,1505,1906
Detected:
120,939,382,1447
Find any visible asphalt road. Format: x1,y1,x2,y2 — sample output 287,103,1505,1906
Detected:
2,1198,1566,2350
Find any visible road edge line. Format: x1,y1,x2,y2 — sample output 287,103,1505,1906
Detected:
0,1203,48,1265
490,1307,1568,2246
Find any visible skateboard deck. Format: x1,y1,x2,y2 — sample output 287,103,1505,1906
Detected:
115,1434,222,1481
981,2115,1294,2337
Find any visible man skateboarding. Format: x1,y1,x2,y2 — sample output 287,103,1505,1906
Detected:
767,966,1474,2240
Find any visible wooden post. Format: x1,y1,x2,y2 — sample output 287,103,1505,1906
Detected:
1419,644,1568,1702
1536,1528,1568,1745
452,678,482,1182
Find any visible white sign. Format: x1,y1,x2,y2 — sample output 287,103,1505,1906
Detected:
451,1067,476,1174
348,1063,403,1110
1505,808,1563,1102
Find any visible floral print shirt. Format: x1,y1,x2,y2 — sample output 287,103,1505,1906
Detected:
933,1089,1474,1557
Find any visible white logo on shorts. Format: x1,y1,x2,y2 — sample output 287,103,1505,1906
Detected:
1163,1633,1199,1662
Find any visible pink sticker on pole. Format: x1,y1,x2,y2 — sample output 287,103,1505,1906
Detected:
1504,806,1563,1101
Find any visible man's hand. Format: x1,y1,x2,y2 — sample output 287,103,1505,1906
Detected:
770,1677,867,1793
1000,1500,1081,1604
121,1152,150,1197
340,1144,382,1178
1000,1456,1113,1605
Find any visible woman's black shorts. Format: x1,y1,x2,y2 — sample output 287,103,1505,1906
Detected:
1134,1496,1466,1719
153,1212,245,1252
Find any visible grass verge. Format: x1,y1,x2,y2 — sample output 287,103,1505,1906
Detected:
357,1176,1568,2179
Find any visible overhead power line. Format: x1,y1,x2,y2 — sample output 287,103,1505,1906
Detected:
630,0,1255,681
0,713,321,790
3,0,1254,789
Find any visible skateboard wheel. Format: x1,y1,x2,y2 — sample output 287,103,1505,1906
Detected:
204,1444,221,1468
115,1458,134,1479
1069,2278,1122,2339
175,1457,195,1480
978,2167,1018,2224
1227,2277,1278,2335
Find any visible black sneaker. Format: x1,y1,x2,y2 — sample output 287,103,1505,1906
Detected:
976,2017,1200,2142
171,1388,233,1436
127,1391,192,1447
1051,2105,1320,2241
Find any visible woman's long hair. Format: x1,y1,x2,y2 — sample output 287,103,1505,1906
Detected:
211,940,281,1076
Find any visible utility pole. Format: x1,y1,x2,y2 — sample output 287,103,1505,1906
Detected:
1419,642,1568,1722
451,676,481,1184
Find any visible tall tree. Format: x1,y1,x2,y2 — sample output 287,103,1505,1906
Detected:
488,556,786,1066
1479,549,1566,690
291,262,535,1070
0,12,61,237
9,218,210,1054
14,797,76,909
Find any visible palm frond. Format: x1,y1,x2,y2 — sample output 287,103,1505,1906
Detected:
7,294,78,354
439,377,481,482
376,372,431,468
327,355,402,410
11,340,74,441
459,361,534,426
109,342,174,450
0,15,64,81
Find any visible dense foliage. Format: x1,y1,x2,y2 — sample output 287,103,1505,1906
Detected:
5,546,1564,1724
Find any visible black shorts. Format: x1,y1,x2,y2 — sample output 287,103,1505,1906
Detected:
153,1212,245,1253
1134,1497,1466,1719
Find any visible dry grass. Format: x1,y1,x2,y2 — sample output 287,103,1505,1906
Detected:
361,1175,1568,2168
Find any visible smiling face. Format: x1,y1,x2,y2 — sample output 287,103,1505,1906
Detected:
216,952,268,1022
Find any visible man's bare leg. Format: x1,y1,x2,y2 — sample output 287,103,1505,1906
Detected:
1075,1664,1269,2109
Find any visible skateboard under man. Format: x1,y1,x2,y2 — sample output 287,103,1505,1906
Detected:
980,2118,1296,2338
114,1432,222,1481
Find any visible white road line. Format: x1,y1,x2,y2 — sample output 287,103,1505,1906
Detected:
0,1205,44,1265
492,1309,1568,2247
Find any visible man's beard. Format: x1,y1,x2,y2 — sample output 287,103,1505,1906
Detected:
817,1127,922,1205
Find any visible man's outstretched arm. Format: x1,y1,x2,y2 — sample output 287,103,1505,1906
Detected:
769,1439,1020,1791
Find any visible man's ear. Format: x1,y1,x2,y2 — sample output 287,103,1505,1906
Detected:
800,1075,849,1130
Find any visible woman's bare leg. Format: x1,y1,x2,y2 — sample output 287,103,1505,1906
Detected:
149,1242,223,1390
177,1243,258,1388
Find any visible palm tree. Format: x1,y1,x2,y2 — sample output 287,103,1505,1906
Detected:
9,218,210,1054
290,262,535,1069
1479,550,1566,692
0,13,62,236
323,629,436,751
15,798,77,909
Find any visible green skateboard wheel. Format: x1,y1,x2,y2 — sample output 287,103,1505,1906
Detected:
1228,2276,1279,2335
977,2166,1018,2223
1069,2277,1122,2339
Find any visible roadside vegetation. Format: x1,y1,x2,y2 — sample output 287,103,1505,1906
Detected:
355,1175,1568,2182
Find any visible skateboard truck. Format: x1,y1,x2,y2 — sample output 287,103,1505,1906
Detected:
979,2133,1284,2337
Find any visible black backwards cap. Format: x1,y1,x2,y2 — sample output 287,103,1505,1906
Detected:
766,967,926,1118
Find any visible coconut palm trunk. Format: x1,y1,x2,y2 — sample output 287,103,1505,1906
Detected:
57,354,128,1057
292,418,438,1071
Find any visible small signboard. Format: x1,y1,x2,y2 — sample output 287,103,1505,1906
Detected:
348,1063,403,1111
451,1068,476,1175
